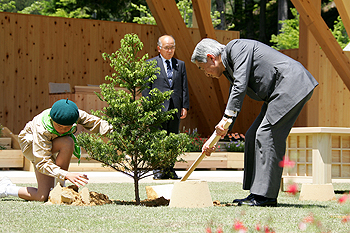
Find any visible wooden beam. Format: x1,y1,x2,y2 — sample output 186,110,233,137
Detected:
192,0,216,39
290,0,350,91
334,0,350,36
192,0,227,114
146,0,223,133
298,0,321,127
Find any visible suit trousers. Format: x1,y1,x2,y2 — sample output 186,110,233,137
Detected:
243,90,314,198
161,99,180,134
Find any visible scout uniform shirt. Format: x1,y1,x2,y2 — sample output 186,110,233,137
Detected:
18,109,112,181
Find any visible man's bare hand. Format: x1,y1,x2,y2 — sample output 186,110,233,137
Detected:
215,118,229,138
202,139,216,156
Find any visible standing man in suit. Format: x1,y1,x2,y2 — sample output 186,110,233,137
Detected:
142,35,190,179
191,38,318,206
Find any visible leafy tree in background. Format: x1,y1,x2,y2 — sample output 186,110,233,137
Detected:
76,34,190,204
131,0,221,28
270,7,349,50
331,16,350,49
17,0,148,21
0,0,16,11
270,8,299,50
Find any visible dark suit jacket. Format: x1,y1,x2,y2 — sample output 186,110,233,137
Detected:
142,55,190,119
222,39,318,125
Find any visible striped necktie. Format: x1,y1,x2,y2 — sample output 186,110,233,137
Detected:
165,60,173,86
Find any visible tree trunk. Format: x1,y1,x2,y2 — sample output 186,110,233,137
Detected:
134,171,140,205
278,0,288,33
259,0,267,43
215,0,226,30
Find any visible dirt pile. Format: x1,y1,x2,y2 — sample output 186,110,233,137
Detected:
113,196,170,207
213,200,236,207
45,183,112,206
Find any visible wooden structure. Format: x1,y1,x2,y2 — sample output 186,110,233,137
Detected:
0,12,239,136
2,1,350,176
2,0,350,137
284,127,350,201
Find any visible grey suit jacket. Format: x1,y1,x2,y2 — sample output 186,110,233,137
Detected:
222,39,318,125
142,55,190,119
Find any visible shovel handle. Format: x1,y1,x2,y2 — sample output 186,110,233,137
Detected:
180,119,232,182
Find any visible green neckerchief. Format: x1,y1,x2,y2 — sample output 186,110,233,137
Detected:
41,109,81,163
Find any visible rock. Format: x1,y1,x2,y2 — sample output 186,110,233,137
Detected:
61,189,75,204
80,187,91,205
48,183,63,204
46,184,111,206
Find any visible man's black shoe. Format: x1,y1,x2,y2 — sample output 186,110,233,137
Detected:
238,196,277,207
233,193,255,203
153,169,170,180
169,171,181,180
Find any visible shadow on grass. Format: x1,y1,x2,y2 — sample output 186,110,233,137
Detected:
274,203,328,208
216,201,327,208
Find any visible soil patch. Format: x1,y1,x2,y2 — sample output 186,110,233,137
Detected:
45,183,234,207
113,196,170,207
45,183,112,206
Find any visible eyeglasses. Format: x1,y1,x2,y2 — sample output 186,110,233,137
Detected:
161,46,175,51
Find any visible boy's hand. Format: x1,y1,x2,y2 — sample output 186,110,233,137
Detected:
66,173,89,187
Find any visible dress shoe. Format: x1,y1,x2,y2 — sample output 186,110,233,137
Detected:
238,195,277,207
153,170,170,180
233,193,255,203
169,171,181,180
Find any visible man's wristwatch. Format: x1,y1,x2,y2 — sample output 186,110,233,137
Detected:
223,114,234,119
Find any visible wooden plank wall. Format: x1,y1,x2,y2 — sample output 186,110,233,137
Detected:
0,12,240,135
281,48,350,128
3,12,350,138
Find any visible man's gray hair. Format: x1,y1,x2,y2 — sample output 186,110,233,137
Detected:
191,38,225,63
157,35,176,47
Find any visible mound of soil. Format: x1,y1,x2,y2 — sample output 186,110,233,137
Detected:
213,200,236,206
45,183,232,207
113,196,170,207
45,183,112,206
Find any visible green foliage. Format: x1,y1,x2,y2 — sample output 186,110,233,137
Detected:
271,7,349,50
270,8,299,50
131,3,155,25
331,16,350,49
224,140,244,152
222,132,245,152
17,1,47,15
0,0,16,12
131,0,221,28
19,0,90,18
76,34,190,204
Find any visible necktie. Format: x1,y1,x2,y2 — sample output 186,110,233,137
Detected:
165,60,173,86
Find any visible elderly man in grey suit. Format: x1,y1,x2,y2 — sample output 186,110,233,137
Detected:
191,38,318,207
143,35,190,179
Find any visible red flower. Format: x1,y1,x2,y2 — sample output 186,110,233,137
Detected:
341,215,350,223
338,193,348,204
255,223,262,231
216,227,223,233
264,226,275,233
286,183,298,195
233,220,247,232
206,227,212,233
302,214,314,223
279,156,295,168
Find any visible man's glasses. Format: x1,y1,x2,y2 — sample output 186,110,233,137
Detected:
161,46,175,51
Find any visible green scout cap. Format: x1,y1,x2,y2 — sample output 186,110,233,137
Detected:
50,99,79,125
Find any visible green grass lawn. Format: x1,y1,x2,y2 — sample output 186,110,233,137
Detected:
1,182,350,233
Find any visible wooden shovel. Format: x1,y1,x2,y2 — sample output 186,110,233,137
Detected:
180,119,233,181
